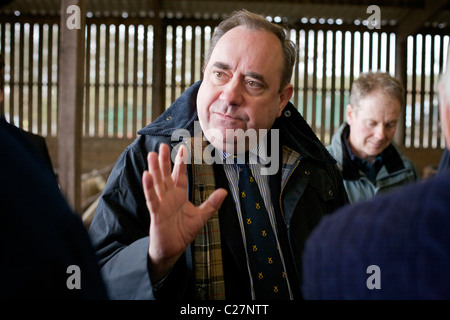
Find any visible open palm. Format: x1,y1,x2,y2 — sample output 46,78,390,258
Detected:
142,144,227,281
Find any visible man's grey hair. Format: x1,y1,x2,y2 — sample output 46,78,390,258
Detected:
349,71,405,109
203,9,297,92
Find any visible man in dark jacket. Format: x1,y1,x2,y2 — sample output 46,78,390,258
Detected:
89,9,347,300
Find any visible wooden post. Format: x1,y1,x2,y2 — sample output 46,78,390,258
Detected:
57,0,85,213
151,0,166,120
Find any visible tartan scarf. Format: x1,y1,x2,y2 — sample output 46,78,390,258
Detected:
186,136,301,300
187,136,226,300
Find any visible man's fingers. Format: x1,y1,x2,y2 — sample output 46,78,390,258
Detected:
147,151,168,199
142,170,160,214
172,145,188,188
158,144,174,190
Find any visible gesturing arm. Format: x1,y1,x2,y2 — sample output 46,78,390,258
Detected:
142,143,227,282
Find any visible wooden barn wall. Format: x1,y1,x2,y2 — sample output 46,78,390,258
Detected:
0,14,448,177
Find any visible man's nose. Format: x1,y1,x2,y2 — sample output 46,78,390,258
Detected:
374,125,386,140
219,78,244,106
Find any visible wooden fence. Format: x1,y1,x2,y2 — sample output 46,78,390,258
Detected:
0,16,448,171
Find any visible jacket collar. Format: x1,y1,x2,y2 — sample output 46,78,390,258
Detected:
137,81,201,137
333,123,406,180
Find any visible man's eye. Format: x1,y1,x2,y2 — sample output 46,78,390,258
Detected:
247,80,262,88
215,71,224,78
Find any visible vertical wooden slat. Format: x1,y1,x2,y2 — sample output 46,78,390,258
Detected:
28,23,33,132
190,25,196,86
132,24,139,136
302,29,309,121
18,22,24,128
84,23,91,136
437,35,445,147
104,24,110,137
428,34,435,148
419,33,426,147
349,31,355,93
359,31,364,74
411,34,417,147
339,31,346,125
293,29,300,110
37,23,43,134
180,25,186,94
200,26,205,78
9,23,15,122
46,23,53,136
330,30,336,133
368,32,373,71
94,23,100,136
377,31,382,71
311,29,318,132
113,23,120,137
321,29,327,143
171,25,176,103
122,25,130,137
141,24,148,128
386,32,391,73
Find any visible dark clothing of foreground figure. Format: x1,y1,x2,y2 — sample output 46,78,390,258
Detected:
302,168,450,299
0,117,108,299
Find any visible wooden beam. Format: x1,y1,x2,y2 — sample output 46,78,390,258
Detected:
396,0,449,39
57,0,85,213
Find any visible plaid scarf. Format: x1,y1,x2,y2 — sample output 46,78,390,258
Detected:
187,136,226,300
187,136,301,300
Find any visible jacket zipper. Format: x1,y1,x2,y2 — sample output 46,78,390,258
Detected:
278,158,301,227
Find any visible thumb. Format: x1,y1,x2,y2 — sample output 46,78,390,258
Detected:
198,188,228,219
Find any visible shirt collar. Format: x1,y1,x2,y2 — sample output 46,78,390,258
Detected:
218,142,270,166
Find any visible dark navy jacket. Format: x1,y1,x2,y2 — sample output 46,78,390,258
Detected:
0,118,108,299
302,167,450,299
89,81,348,300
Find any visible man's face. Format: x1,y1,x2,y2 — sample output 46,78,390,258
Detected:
346,90,401,162
196,26,293,153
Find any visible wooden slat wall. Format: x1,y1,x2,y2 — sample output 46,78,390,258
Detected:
0,16,448,150
405,33,449,149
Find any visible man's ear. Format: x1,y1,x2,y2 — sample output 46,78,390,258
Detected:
277,84,294,117
346,104,354,125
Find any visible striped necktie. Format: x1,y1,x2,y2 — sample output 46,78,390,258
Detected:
236,160,289,299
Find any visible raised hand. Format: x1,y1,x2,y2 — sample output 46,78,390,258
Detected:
142,143,227,282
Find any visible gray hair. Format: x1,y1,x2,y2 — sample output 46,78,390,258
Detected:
349,71,405,109
203,9,297,92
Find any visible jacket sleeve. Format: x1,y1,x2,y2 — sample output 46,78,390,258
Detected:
88,136,190,299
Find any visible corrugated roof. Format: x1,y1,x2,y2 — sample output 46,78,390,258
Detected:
0,0,449,28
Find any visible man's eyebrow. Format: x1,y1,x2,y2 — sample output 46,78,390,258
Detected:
212,61,231,70
212,61,268,87
246,71,266,84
